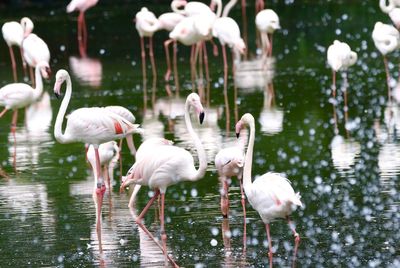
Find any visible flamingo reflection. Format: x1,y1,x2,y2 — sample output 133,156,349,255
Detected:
69,56,102,88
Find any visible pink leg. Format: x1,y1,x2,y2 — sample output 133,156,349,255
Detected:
220,178,229,217
241,0,248,59
160,193,168,266
140,37,147,80
287,217,300,268
118,139,123,180
11,109,18,130
239,176,247,252
222,44,228,84
268,33,274,57
256,0,265,13
332,70,336,98
173,40,180,92
81,12,88,52
266,223,273,268
94,145,106,254
202,42,210,82
383,56,392,103
8,46,17,82
164,39,173,82
0,108,8,118
149,36,157,78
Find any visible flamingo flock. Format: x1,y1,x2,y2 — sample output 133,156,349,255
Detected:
5,0,397,267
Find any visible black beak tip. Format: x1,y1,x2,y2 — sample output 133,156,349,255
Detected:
199,112,205,124
54,92,60,99
236,132,240,138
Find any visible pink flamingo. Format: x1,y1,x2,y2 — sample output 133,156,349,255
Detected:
0,61,50,132
1,17,33,82
255,9,280,56
135,7,160,78
236,113,302,268
121,93,207,266
22,31,51,85
67,0,98,55
53,69,142,254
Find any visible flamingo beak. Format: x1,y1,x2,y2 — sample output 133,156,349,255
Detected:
54,80,62,99
199,111,205,124
235,121,242,138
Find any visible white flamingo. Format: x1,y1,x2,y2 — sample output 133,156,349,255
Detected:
235,113,302,268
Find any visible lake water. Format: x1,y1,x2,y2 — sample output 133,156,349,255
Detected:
0,1,399,267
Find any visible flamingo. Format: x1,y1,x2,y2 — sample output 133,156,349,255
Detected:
2,17,33,82
22,31,51,85
235,113,302,267
372,21,400,103
123,137,174,207
135,7,160,79
120,93,207,266
327,40,357,98
67,0,99,55
0,61,50,132
380,0,400,29
53,69,142,254
69,55,102,88
214,132,247,246
255,9,280,56
212,16,246,82
87,141,120,192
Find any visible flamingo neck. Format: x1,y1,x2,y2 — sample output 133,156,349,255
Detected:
171,0,185,15
222,0,237,17
214,0,223,18
185,101,207,181
54,75,72,144
243,117,255,192
33,65,44,100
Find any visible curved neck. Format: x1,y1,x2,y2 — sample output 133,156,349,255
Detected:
243,119,255,191
54,75,72,143
33,66,44,100
214,0,223,17
222,0,237,17
380,0,394,13
171,0,185,15
185,101,207,181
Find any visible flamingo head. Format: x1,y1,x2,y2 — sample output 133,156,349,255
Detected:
236,113,254,138
21,17,34,37
54,69,69,99
38,62,51,79
235,38,246,54
187,93,205,124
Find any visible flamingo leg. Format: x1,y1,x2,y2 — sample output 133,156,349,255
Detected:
332,70,336,98
266,223,273,268
241,0,248,59
256,0,265,13
220,177,229,217
8,46,17,82
93,146,106,253
160,193,169,266
81,12,88,52
287,216,300,268
222,44,228,84
77,12,83,48
118,139,123,180
383,56,392,103
140,36,147,79
149,36,157,78
268,33,274,56
125,134,136,158
164,39,173,82
173,40,180,93
0,108,8,118
11,109,18,131
202,42,210,82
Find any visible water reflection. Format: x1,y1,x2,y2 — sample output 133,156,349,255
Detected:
69,56,102,88
234,56,274,90
7,92,53,170
259,83,284,135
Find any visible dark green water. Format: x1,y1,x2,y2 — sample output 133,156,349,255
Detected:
0,1,399,267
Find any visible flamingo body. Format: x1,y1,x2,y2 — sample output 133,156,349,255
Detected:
67,0,99,13
87,141,119,167
135,7,159,38
2,21,24,47
215,146,244,178
255,9,280,34
0,62,49,110
327,40,357,72
158,12,185,32
22,33,50,68
212,17,246,52
372,21,400,55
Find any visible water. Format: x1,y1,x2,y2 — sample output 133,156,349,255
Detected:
0,1,399,267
